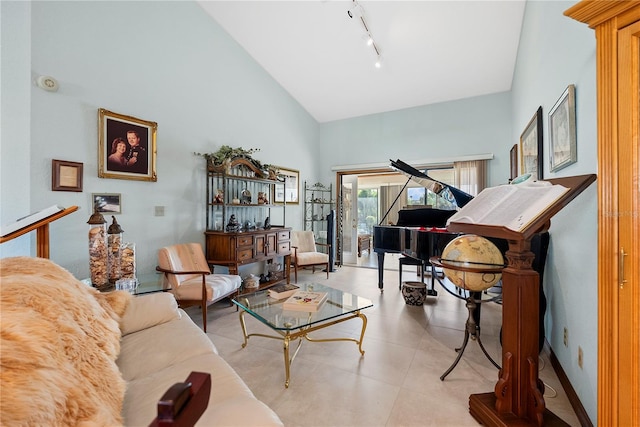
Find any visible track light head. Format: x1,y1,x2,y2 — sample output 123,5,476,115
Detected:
347,2,363,19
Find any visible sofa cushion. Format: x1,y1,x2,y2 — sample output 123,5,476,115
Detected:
117,309,217,381
0,256,131,426
120,291,181,336
123,353,283,427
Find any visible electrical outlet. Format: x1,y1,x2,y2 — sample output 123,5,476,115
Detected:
563,327,568,347
154,206,165,217
578,346,583,369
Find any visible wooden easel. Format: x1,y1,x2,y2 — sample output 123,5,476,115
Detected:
447,174,596,427
0,206,78,258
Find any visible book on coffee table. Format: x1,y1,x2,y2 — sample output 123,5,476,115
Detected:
282,290,328,312
268,283,300,300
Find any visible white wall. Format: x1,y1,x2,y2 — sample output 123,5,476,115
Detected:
0,1,32,257
2,1,317,277
318,91,512,185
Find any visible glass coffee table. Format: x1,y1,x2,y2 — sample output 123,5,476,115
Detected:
232,283,373,388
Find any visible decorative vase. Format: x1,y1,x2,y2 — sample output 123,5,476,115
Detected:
402,281,427,306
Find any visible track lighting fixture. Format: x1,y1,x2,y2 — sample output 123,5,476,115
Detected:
347,0,382,69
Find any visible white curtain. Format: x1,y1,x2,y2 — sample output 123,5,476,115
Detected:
379,185,404,225
454,160,487,196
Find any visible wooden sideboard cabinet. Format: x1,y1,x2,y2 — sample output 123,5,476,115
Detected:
205,228,292,287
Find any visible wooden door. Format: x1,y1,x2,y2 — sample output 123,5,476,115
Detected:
565,3,640,425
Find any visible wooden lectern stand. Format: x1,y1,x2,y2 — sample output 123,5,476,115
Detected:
0,206,78,258
447,175,596,427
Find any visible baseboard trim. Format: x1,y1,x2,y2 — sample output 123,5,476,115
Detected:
546,342,593,427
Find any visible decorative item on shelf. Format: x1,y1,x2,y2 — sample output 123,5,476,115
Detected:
243,274,259,291
226,214,240,232
231,197,240,205
107,216,123,284
214,189,224,204
258,192,268,204
241,189,251,204
120,242,136,279
87,207,108,288
195,145,278,180
266,262,282,280
263,216,271,230
244,220,256,231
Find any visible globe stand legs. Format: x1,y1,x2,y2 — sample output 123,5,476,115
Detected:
440,295,500,381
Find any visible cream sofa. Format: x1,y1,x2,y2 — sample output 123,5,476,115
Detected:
0,256,282,427
118,292,283,426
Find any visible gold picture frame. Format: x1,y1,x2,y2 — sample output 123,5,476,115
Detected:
98,108,157,181
274,167,299,204
549,84,577,172
519,106,543,180
52,159,83,192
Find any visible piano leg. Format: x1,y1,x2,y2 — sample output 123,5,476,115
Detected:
377,252,385,292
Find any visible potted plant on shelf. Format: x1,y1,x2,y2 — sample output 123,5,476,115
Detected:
194,145,278,179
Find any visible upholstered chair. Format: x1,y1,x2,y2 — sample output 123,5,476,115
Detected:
156,243,241,332
290,230,330,283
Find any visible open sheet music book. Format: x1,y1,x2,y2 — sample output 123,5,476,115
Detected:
446,181,569,232
0,205,64,237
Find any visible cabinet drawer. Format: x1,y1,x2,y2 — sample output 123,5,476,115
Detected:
277,241,291,254
237,248,254,261
237,235,254,247
277,230,290,241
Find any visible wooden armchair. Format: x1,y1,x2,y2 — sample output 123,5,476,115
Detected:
290,230,330,283
156,243,241,332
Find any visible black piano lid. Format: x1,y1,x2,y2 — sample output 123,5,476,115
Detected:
389,159,474,208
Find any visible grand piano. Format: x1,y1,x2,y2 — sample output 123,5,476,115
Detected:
373,159,474,292
373,159,550,353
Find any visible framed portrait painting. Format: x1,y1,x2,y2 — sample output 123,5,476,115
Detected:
519,106,543,180
549,84,577,172
98,109,157,181
274,167,299,204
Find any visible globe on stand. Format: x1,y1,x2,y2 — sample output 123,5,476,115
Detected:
440,234,504,292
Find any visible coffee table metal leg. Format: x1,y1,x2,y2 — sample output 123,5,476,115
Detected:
239,310,249,348
283,334,291,388
356,312,367,355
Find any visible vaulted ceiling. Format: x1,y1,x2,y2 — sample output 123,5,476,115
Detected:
198,1,526,123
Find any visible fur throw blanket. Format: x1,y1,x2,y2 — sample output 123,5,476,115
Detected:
1,257,132,426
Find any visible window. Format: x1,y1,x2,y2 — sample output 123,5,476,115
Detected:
405,166,457,209
357,188,378,234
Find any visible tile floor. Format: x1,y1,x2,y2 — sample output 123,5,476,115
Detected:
187,256,580,427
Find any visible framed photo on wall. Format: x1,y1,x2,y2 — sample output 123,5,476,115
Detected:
52,159,83,192
274,167,299,204
509,144,518,181
519,106,543,180
98,109,157,182
549,84,577,172
91,193,122,214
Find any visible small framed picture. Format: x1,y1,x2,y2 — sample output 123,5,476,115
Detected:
92,193,122,214
52,159,83,192
274,167,299,204
549,84,577,172
519,106,543,180
509,144,518,181
98,108,157,182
